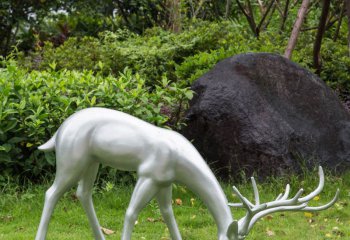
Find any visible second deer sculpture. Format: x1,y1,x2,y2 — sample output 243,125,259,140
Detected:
35,107,339,240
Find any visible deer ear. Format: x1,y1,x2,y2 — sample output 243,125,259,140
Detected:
226,220,239,239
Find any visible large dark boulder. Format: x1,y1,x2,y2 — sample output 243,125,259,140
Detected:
182,53,350,179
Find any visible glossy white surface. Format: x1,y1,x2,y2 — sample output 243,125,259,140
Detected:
35,107,338,240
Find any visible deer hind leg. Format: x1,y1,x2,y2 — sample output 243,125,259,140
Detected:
76,162,105,240
121,177,160,240
35,166,82,240
36,146,93,240
156,185,182,240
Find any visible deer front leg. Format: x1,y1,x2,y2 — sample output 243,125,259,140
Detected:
76,162,105,240
121,177,160,240
156,186,182,240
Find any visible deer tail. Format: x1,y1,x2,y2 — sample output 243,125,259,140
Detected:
38,132,57,152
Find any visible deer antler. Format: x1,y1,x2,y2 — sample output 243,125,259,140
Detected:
228,166,339,238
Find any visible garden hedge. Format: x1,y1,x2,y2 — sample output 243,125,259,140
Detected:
19,20,350,94
0,58,192,182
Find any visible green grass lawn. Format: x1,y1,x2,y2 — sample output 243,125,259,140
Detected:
0,170,349,240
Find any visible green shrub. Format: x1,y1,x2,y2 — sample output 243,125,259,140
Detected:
175,30,287,83
175,28,349,92
18,21,244,85
15,19,350,92
320,40,350,93
175,48,230,83
289,33,350,94
0,58,192,182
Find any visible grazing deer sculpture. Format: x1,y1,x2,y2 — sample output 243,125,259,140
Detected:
35,107,339,240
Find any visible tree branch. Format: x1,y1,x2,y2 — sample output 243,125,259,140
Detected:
345,0,350,56
257,0,266,14
280,0,290,31
284,0,311,59
225,0,232,18
257,0,276,31
235,0,258,37
313,0,331,74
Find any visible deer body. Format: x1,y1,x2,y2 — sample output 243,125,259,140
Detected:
36,107,338,240
35,107,234,240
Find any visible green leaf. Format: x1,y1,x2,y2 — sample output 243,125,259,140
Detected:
44,152,56,166
26,143,34,148
8,137,26,144
184,90,194,100
97,61,104,70
49,61,57,70
19,99,26,110
0,153,11,162
161,76,169,87
2,121,17,133
0,144,12,152
3,109,17,115
91,96,96,106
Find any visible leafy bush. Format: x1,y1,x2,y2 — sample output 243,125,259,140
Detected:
0,58,192,182
175,30,287,83
18,21,243,84
288,32,350,95
320,40,350,93
5,20,349,183
175,48,230,83
19,19,349,92
175,27,349,92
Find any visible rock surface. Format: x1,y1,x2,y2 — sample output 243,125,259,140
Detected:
182,53,350,179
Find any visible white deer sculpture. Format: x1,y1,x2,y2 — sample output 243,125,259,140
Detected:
35,107,339,240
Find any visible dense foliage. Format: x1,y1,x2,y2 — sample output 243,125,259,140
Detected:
18,21,241,84
18,20,350,92
0,0,349,183
0,58,192,183
0,0,244,56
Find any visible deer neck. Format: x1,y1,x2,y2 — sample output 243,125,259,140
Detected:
175,151,233,237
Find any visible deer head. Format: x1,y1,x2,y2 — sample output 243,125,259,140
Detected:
226,166,339,240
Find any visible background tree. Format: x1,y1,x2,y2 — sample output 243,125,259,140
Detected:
277,0,290,32
313,0,331,74
1,0,349,59
346,0,350,56
0,0,61,55
167,0,182,32
0,0,349,182
284,0,310,59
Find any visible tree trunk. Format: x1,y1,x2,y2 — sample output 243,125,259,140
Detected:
257,0,276,31
246,0,258,36
280,0,290,32
225,0,232,18
333,3,345,41
236,0,258,37
313,0,331,74
263,3,277,30
284,0,311,59
346,0,350,56
193,0,206,19
168,0,181,32
257,0,266,14
116,0,130,26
